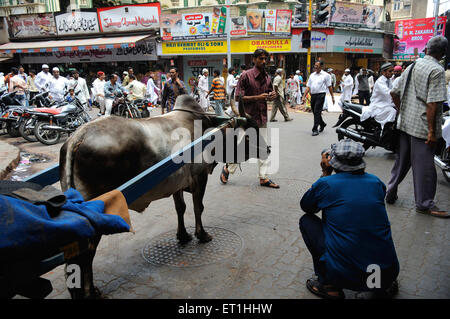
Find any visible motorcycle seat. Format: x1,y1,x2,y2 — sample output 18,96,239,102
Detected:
345,102,363,114
33,108,62,115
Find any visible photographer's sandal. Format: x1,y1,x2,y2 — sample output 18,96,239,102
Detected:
416,206,450,218
260,179,280,188
220,165,229,184
306,278,345,299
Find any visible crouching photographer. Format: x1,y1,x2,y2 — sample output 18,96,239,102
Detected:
299,139,399,299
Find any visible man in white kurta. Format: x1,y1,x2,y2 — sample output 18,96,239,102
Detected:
68,70,90,106
360,63,397,129
47,67,68,103
198,69,210,111
341,69,353,102
146,73,160,105
35,64,53,93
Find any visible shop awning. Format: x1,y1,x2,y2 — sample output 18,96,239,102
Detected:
0,35,152,54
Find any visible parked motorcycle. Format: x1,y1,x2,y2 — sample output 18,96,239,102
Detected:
333,101,397,152
18,92,53,142
0,89,30,138
434,113,450,183
132,98,151,118
112,92,141,119
33,92,91,145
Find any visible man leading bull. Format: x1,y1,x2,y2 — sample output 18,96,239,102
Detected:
220,49,280,189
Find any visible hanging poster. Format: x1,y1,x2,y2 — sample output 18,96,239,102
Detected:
329,1,364,28
265,9,276,33
275,10,291,33
55,11,100,36
360,5,383,29
217,7,227,34
292,4,330,28
230,16,247,37
247,9,264,32
211,7,220,34
160,14,183,41
97,3,160,33
181,13,212,38
393,17,447,60
7,13,57,39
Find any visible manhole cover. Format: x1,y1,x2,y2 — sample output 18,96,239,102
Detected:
142,226,243,268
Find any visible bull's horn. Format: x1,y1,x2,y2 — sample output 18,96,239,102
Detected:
238,93,246,117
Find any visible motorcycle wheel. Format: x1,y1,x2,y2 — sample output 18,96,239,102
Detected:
337,119,371,150
140,108,150,118
6,122,21,137
34,121,61,145
19,119,37,142
121,107,140,119
442,147,450,183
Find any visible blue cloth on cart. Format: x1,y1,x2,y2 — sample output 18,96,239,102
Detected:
0,188,130,263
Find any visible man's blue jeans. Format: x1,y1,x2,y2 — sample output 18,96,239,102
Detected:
213,99,225,116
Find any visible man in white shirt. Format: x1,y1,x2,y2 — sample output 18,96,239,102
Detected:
198,68,210,112
47,67,68,103
146,72,160,105
68,70,90,107
294,70,303,105
302,62,335,136
125,75,147,101
226,67,239,115
92,71,106,116
35,64,53,93
341,68,354,102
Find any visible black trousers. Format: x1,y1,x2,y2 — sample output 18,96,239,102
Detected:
310,93,326,131
358,90,371,106
299,214,326,279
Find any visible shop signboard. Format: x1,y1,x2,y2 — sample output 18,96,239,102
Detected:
393,17,447,60
247,9,291,35
328,31,383,54
97,3,160,33
181,13,213,38
160,39,291,55
7,13,57,39
291,31,327,52
182,56,226,91
55,11,100,36
19,41,157,64
329,1,364,28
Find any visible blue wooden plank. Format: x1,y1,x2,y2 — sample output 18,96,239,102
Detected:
22,164,60,187
118,125,225,205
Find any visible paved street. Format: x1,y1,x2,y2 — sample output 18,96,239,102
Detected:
2,108,449,299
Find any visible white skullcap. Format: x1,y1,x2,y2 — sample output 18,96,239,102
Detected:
296,70,300,74
345,68,350,72
202,68,208,74
123,71,128,75
42,64,49,69
52,67,59,72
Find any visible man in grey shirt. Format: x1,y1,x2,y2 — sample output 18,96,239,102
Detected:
357,68,371,106
387,36,449,218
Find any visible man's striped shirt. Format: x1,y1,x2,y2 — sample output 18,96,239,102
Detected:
211,78,226,100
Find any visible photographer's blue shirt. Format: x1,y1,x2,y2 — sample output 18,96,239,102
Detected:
300,172,399,290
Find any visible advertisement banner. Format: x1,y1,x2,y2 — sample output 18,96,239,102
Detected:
55,11,100,36
160,14,183,41
393,17,447,60
329,1,364,28
97,3,160,33
210,7,227,34
265,9,277,33
230,16,247,37
19,41,157,64
7,13,57,39
276,10,292,33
